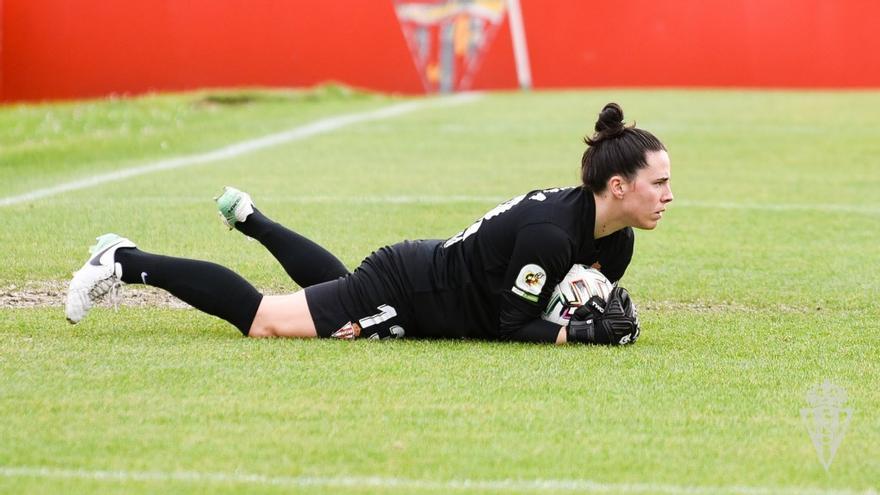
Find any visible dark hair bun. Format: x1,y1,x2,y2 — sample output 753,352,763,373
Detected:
595,102,625,134
585,102,626,146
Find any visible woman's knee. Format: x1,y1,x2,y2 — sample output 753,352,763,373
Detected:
247,322,276,338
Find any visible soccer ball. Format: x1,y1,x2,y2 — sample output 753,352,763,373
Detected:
542,265,613,325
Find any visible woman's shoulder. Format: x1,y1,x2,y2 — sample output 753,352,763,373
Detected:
514,186,582,221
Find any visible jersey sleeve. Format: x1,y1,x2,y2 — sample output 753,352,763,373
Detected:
497,223,573,342
596,227,634,284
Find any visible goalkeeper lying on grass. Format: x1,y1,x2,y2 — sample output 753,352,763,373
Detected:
65,102,673,345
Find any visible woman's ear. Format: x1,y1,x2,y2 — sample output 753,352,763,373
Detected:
608,176,626,199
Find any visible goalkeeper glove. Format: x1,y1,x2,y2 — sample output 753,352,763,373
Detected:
566,286,640,345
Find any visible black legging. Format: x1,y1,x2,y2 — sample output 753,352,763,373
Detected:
233,208,350,287
115,208,347,335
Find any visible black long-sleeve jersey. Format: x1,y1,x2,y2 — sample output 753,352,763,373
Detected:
409,186,634,342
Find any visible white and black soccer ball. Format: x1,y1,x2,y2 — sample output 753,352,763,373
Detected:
541,265,614,325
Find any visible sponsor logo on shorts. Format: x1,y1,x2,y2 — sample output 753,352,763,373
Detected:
331,321,361,340
334,305,406,340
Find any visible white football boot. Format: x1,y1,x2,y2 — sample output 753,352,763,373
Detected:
65,233,136,324
215,186,255,229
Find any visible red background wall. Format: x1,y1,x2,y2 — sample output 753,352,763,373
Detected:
1,0,424,102
472,0,880,90
3,0,879,102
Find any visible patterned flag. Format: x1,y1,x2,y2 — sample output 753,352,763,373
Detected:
393,0,507,93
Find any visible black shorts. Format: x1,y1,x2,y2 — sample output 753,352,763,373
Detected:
304,240,441,340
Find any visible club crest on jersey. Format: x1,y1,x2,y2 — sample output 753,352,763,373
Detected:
331,321,361,340
512,264,546,302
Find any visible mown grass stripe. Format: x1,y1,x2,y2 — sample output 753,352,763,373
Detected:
24,194,880,214
0,93,482,208
0,466,872,494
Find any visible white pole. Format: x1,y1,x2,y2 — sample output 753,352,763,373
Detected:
506,0,532,90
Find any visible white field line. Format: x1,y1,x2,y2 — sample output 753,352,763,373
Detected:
0,93,482,208
27,194,880,214
34,194,508,205
0,466,874,495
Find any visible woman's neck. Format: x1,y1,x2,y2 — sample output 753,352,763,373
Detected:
593,191,628,239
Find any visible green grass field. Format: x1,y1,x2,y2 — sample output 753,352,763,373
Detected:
1,87,878,494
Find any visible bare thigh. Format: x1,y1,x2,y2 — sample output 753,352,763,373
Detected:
248,291,318,338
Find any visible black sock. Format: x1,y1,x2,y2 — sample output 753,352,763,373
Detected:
235,208,349,287
116,248,262,336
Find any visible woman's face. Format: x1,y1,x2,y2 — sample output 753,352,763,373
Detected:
621,150,673,230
